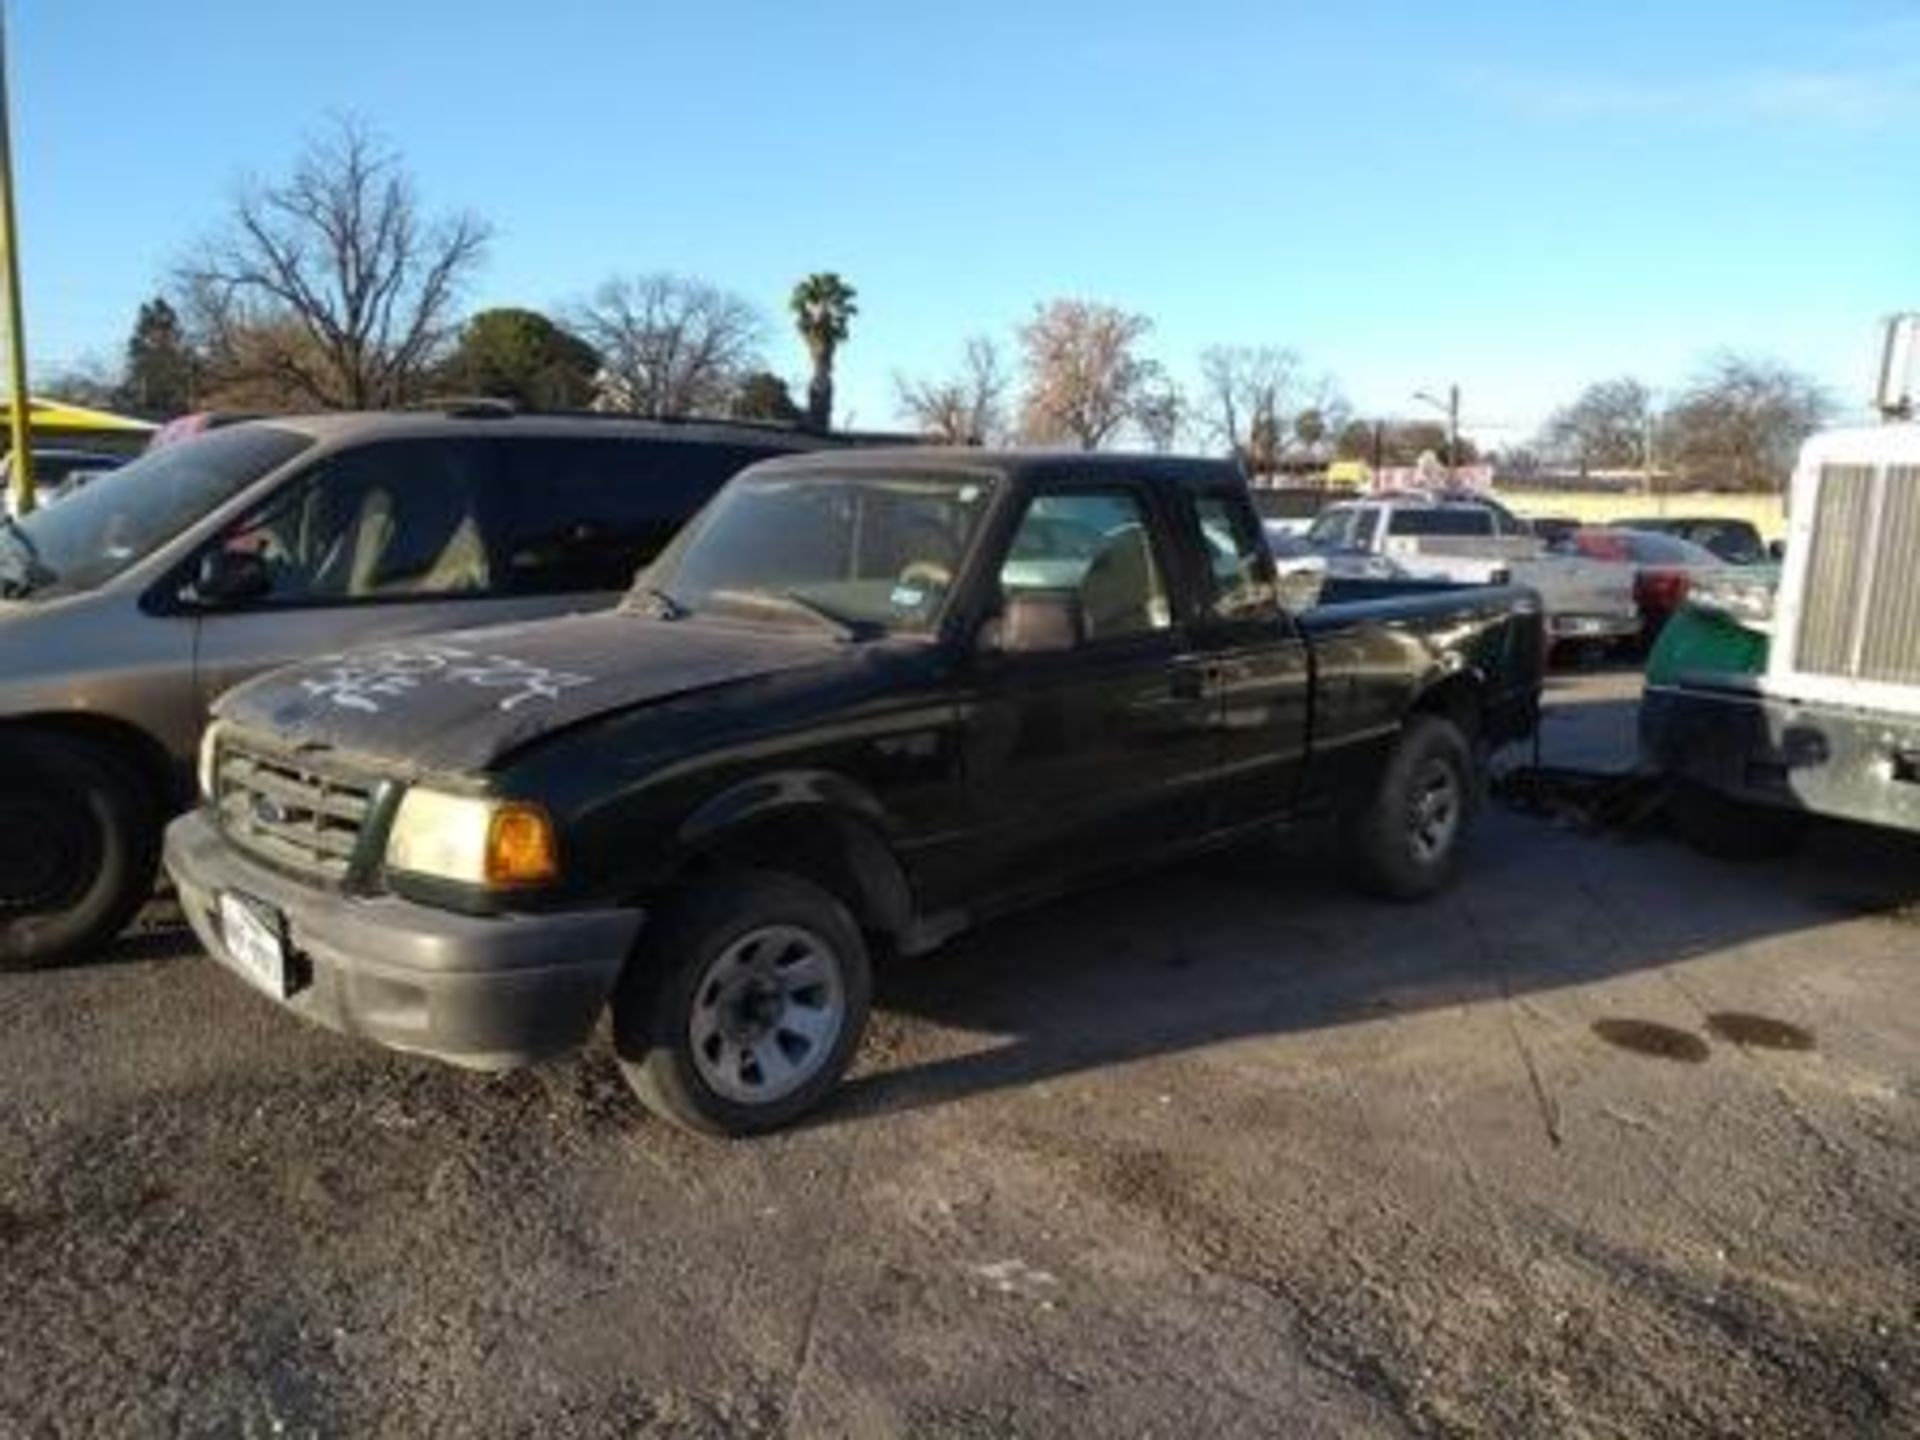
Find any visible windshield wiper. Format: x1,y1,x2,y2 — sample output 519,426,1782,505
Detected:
774,590,883,641
632,585,689,621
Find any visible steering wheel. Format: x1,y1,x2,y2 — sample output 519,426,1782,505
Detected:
897,560,952,593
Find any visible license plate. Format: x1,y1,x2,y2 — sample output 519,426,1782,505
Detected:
220,893,289,998
1557,617,1612,635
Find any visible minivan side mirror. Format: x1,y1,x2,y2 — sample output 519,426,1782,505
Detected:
186,548,271,607
980,590,1084,655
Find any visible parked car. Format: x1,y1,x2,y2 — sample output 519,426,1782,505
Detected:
0,409,842,968
1247,483,1352,537
165,448,1546,1135
1609,515,1771,565
1564,527,1726,645
1526,515,1582,549
0,446,129,516
1305,498,1640,649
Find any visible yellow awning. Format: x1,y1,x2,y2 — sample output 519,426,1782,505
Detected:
6,397,157,433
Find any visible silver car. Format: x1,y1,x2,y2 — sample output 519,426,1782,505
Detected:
0,409,830,967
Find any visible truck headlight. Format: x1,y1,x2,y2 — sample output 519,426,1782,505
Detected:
385,789,559,887
198,721,225,801
1688,571,1777,628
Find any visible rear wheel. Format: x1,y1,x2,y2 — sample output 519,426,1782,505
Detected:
1343,714,1477,900
0,733,160,969
1669,782,1807,862
613,871,871,1136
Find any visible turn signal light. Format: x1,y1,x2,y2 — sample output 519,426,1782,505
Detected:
485,804,559,886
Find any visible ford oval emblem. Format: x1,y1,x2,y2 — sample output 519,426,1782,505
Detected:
251,793,290,827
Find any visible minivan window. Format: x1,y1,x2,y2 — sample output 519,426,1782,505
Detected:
213,439,496,604
498,438,771,594
1,425,311,598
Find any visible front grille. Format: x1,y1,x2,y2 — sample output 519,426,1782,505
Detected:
214,737,379,885
1793,464,1920,686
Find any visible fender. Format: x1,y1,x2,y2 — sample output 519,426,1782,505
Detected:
675,767,895,849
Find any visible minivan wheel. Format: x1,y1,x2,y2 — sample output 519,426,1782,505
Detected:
613,871,872,1136
1342,714,1476,901
0,733,160,969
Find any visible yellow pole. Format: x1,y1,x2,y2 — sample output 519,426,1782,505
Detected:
0,8,33,516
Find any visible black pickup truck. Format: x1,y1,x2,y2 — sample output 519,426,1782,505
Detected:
165,450,1543,1134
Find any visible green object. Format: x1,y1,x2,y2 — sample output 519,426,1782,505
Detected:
1645,602,1769,685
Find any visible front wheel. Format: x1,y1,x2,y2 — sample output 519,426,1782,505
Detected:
613,871,872,1136
0,732,159,970
1342,714,1477,901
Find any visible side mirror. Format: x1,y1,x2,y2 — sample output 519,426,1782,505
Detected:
1768,540,1787,563
980,590,1084,655
187,548,271,607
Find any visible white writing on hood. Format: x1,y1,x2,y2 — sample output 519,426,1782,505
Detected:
299,643,595,715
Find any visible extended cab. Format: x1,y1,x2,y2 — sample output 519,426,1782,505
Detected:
164,450,1544,1134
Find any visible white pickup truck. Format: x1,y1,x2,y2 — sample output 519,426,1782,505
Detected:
1304,497,1641,648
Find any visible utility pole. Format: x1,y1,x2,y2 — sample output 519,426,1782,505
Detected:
0,8,32,516
1446,383,1460,487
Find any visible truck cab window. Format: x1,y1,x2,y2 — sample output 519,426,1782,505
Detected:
1195,494,1279,621
1000,490,1170,640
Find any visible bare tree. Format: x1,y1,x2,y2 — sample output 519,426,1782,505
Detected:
1199,345,1299,471
1198,346,1347,474
178,118,489,409
1539,376,1653,471
1017,300,1165,449
894,336,1009,444
573,275,768,418
1661,354,1831,492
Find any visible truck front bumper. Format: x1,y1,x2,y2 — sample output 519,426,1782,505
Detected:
164,811,644,1071
1642,675,1920,833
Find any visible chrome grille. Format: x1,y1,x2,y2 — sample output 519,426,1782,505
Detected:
1793,464,1873,678
1791,463,1920,687
1858,466,1920,685
214,738,378,885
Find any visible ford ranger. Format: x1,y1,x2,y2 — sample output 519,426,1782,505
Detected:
165,449,1544,1134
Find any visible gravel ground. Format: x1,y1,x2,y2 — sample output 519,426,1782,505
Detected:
3,670,1917,1438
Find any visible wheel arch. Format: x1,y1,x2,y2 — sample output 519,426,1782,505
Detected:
0,711,180,809
668,776,916,949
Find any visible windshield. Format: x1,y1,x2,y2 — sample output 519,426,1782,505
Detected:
640,467,999,635
2,425,312,598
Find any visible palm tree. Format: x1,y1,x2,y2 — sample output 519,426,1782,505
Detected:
789,273,858,431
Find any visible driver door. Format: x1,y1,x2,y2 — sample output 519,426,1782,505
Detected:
958,483,1219,903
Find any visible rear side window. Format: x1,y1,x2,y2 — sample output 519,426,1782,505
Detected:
497,438,779,594
1194,494,1279,622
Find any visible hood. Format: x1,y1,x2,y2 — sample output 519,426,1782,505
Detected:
214,610,845,773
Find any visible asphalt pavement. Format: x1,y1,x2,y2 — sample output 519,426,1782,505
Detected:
3,669,1916,1437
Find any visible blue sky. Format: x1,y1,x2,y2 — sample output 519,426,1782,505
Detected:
15,1,1920,444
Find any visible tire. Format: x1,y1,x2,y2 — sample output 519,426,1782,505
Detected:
1669,782,1807,862
0,732,160,969
612,870,872,1136
1342,714,1477,901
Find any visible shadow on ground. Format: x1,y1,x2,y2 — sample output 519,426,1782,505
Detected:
829,807,1920,1127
